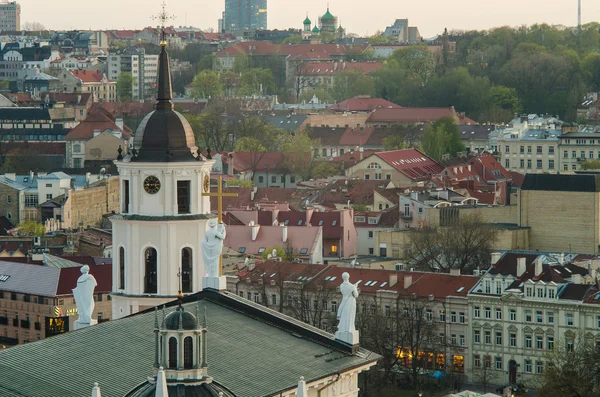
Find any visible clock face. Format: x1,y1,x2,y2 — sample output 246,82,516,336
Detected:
143,175,161,194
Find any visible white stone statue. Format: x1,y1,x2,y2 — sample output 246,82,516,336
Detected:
272,249,278,258
72,265,97,325
203,219,226,278
335,272,359,345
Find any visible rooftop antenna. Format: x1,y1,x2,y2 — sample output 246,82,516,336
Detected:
577,0,582,29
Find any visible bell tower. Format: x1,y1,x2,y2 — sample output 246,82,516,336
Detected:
111,4,216,319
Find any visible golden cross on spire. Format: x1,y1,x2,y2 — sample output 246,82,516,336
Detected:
202,175,238,276
151,1,175,46
176,267,183,299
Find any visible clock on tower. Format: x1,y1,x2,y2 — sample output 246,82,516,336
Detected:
143,175,161,194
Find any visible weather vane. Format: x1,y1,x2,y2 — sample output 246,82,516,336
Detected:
151,1,175,46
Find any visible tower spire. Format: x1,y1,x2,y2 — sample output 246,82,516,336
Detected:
152,1,175,111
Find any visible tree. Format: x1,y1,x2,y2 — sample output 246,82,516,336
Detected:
352,204,369,212
407,212,500,273
537,335,600,397
171,67,196,96
310,161,342,179
281,130,314,180
0,79,8,90
282,35,303,44
21,21,46,31
580,160,600,170
581,53,600,92
235,136,267,152
116,72,134,102
18,221,45,237
331,69,375,101
297,87,334,104
390,46,436,86
225,178,254,188
472,360,498,393
421,117,465,161
290,62,315,102
197,54,216,71
190,70,222,99
368,34,392,45
239,68,276,96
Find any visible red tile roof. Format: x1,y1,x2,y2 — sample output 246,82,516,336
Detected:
330,151,377,169
56,263,112,295
217,42,368,57
339,126,375,145
329,96,402,113
469,154,512,182
367,107,457,124
69,69,108,83
114,30,138,39
374,149,445,181
509,171,525,187
65,109,130,140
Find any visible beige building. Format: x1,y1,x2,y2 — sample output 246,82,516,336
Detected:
498,129,560,174
58,69,116,102
558,129,600,172
0,1,20,32
0,261,111,347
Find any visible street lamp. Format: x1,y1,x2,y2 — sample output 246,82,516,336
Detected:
417,392,423,397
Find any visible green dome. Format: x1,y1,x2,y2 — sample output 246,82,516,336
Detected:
322,8,334,21
338,25,344,31
304,16,311,25
312,25,320,33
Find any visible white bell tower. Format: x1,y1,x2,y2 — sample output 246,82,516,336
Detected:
111,27,216,319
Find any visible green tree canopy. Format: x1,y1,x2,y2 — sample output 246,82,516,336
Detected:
421,117,465,161
331,69,375,101
239,68,276,96
116,72,134,102
190,70,222,99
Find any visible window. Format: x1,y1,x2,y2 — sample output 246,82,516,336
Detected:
505,145,509,153
168,337,177,369
572,150,577,158
271,176,276,184
484,307,491,319
73,144,81,153
485,355,491,369
525,334,532,349
525,310,532,322
536,335,543,349
254,293,260,303
536,361,543,374
536,159,542,169
548,311,554,324
527,146,532,153
451,311,456,323
505,159,509,168
536,311,543,323
258,176,264,183
485,330,491,344
520,145,524,154
6,195,11,204
484,280,490,294
597,315,600,329
331,245,338,254
460,335,465,346
474,330,480,344
496,308,502,320
537,288,544,298
563,150,568,158
439,310,445,322
549,159,554,169
547,336,554,350
525,360,532,373
122,180,130,213
495,331,502,345
368,231,373,238
459,312,465,324
548,289,556,299
536,145,542,153
74,158,82,168
144,247,158,294
368,248,374,255
549,146,555,154
510,309,516,321
290,176,296,183
184,336,193,369
181,248,193,293
331,301,338,313
526,287,532,297
474,355,481,368
527,159,531,169
177,181,191,214
119,247,125,290
451,334,457,345
46,194,52,200
474,306,480,318
510,333,516,347
520,159,524,168
238,247,246,254
567,313,573,326
495,356,502,370
426,309,433,321
496,282,502,295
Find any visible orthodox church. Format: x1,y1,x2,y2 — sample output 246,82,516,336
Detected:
302,7,345,40
0,25,378,397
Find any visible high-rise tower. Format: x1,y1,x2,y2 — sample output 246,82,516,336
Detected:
223,0,267,32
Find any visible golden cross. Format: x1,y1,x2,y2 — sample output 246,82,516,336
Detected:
151,1,175,45
202,175,238,276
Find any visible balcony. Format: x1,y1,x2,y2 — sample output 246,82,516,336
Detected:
401,212,413,220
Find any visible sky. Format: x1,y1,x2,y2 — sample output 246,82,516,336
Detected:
18,0,600,38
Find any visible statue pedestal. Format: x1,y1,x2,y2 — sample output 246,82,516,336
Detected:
335,330,359,346
74,319,98,330
203,276,226,291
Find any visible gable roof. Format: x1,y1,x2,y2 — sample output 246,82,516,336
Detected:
0,289,378,397
65,109,130,140
374,149,444,181
328,95,402,113
224,224,321,258
69,69,108,83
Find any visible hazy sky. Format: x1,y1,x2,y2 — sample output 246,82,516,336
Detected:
19,0,600,37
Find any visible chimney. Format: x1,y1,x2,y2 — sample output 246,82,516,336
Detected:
4,173,16,181
450,268,460,276
250,221,260,241
517,257,526,277
491,252,501,265
559,252,565,265
29,170,34,180
93,129,101,137
282,224,288,242
572,274,582,284
404,275,412,289
534,257,543,277
250,186,257,201
359,146,364,160
389,273,398,287
228,153,234,176
305,208,314,225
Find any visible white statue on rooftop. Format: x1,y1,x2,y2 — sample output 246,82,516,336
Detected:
335,272,360,345
72,265,97,328
203,219,226,278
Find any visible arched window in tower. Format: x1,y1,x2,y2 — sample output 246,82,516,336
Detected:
183,336,193,369
168,336,178,369
119,247,125,290
181,248,193,293
144,248,158,294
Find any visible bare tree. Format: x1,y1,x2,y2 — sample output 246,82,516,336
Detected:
472,358,498,393
22,21,46,31
407,212,499,274
290,61,314,101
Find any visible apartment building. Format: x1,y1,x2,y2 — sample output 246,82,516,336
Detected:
558,128,600,171
107,47,159,101
0,1,20,32
468,252,600,386
498,128,560,174
0,260,111,347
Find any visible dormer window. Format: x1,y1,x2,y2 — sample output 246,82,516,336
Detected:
536,287,544,298
547,288,556,299
525,287,533,297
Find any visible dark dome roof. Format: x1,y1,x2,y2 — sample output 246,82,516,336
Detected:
164,306,197,330
126,380,237,397
131,44,199,163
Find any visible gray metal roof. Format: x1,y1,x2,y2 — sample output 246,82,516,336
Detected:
0,290,379,397
0,176,27,191
0,261,60,296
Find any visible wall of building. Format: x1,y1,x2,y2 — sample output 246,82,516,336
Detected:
426,205,519,227
520,189,600,253
0,184,21,224
345,156,411,186
68,177,120,228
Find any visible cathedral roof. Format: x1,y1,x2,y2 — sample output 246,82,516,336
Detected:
127,381,236,397
163,305,197,330
312,25,320,33
303,16,311,25
0,289,379,397
132,43,198,163
321,8,334,21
